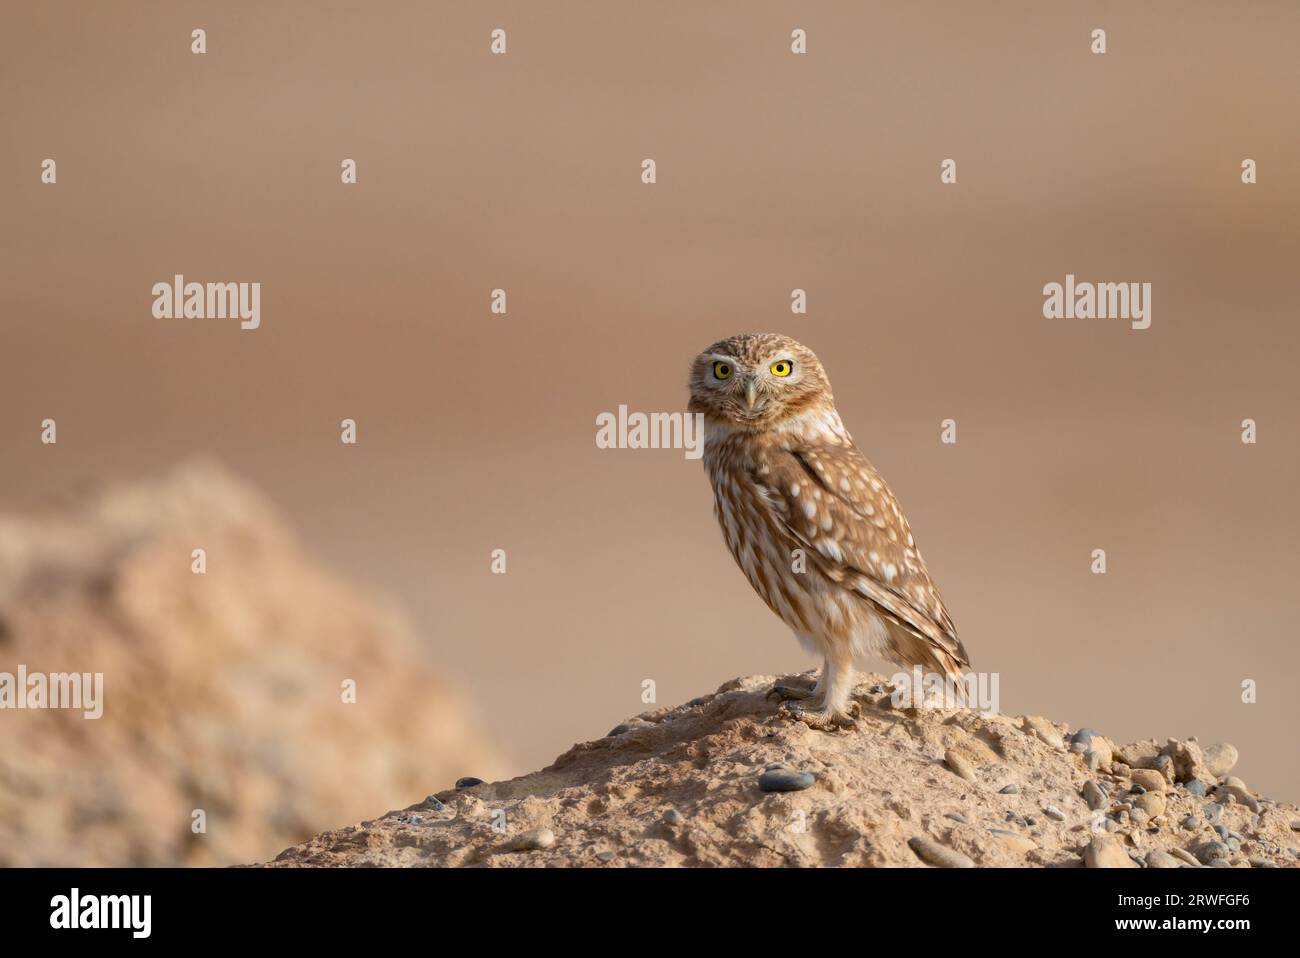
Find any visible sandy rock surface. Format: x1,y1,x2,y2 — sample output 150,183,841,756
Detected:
0,462,504,866
266,673,1299,867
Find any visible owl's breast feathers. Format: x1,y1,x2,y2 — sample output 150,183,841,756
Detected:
704,416,969,676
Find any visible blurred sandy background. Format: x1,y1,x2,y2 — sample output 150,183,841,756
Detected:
2,0,1298,813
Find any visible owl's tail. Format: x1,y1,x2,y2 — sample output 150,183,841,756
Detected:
889,622,973,709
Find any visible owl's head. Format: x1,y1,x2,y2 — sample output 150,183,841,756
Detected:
688,333,834,430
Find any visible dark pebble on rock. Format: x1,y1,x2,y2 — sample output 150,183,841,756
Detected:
945,812,969,824
1181,815,1198,830
998,784,1019,794
759,769,816,792
595,851,616,862
1196,841,1229,864
423,796,447,811
1204,803,1223,824
663,809,684,825
1185,781,1207,798
455,777,484,789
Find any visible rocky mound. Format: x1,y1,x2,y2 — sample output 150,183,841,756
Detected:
0,462,504,866
265,673,1299,867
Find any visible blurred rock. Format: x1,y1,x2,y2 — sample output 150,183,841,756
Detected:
0,461,504,866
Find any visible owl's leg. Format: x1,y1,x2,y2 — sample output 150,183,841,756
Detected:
779,654,855,729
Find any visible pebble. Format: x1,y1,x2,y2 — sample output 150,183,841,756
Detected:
506,828,556,852
1169,846,1200,867
758,769,816,792
1022,716,1066,750
1082,836,1139,868
989,829,1037,854
908,835,975,868
1129,769,1166,793
1217,777,1260,812
422,796,447,811
945,812,969,824
1044,805,1066,822
1069,728,1100,752
595,851,617,863
455,777,484,789
1181,815,1198,830
944,749,977,783
663,809,684,826
998,784,1019,795
1082,781,1108,811
1204,803,1223,825
1185,780,1207,798
1213,825,1229,840
1134,792,1166,818
1145,850,1181,868
1203,743,1239,779
1195,841,1229,864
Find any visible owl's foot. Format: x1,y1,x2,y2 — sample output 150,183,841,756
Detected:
778,699,856,730
767,679,819,704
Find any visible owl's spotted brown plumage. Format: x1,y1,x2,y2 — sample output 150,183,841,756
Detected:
688,333,969,727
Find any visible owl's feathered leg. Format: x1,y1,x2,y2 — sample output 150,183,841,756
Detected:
779,653,855,729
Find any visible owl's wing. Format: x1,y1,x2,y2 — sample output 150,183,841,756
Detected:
754,437,970,674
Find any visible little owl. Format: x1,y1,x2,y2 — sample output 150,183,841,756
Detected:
688,333,970,727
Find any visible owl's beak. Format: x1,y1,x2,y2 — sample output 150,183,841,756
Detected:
744,379,759,410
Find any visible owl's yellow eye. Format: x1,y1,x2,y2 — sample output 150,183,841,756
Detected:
712,361,732,380
770,360,793,377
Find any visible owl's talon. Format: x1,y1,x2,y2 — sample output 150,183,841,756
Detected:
767,681,817,703
778,699,854,730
